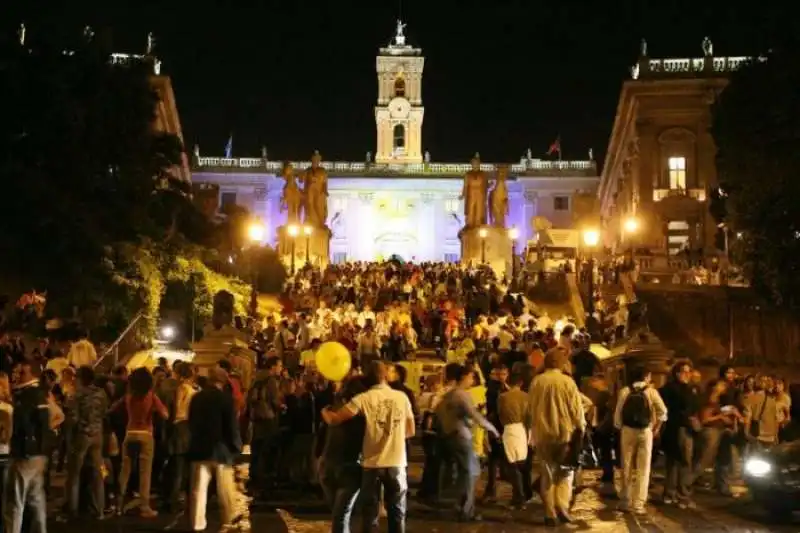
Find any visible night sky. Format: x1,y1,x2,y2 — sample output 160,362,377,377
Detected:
7,1,782,165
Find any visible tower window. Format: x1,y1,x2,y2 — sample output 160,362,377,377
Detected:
668,156,687,190
393,124,406,150
394,77,406,97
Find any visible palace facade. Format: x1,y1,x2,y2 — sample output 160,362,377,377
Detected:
189,23,598,262
598,39,760,257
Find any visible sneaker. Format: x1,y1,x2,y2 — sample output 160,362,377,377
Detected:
140,507,159,518
678,499,697,510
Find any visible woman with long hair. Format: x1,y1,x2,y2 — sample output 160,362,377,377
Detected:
110,367,168,518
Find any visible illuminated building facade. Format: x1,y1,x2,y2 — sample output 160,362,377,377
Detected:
190,23,598,262
598,38,761,256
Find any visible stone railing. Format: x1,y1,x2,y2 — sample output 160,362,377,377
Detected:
194,157,596,176
652,188,706,202
109,53,161,75
632,55,764,80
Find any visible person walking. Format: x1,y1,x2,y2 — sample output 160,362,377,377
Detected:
527,348,585,527
613,365,667,514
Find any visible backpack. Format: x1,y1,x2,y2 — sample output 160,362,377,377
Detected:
621,386,651,429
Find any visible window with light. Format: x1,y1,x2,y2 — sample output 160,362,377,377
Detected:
394,77,405,97
668,156,687,190
393,124,406,150
445,199,459,213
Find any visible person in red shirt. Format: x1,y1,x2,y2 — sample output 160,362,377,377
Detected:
110,368,169,518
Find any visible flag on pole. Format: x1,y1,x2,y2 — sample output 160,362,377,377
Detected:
224,135,233,159
546,136,561,160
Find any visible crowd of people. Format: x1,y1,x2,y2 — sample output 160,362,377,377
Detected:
0,260,796,533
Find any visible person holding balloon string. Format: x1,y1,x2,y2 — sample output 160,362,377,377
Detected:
321,356,415,533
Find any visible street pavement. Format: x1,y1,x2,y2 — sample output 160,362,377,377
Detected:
46,461,800,533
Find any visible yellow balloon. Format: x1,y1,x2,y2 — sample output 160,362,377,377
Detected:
316,341,352,382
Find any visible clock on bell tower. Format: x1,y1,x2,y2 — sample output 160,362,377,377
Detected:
375,20,425,165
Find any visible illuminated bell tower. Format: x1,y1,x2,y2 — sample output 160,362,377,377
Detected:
375,20,425,165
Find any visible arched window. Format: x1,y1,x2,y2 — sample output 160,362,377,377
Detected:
393,124,405,150
394,77,406,97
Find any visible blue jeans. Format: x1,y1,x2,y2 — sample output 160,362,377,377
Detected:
3,456,47,533
445,434,479,520
360,467,407,533
319,462,361,533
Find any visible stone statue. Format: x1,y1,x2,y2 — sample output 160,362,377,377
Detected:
489,165,509,227
302,150,329,227
640,38,648,57
702,36,713,57
424,151,431,164
395,20,407,45
146,32,155,55
526,148,533,160
83,26,94,42
261,146,268,160
366,151,372,163
18,23,26,46
588,148,594,161
280,162,302,223
193,144,200,158
211,290,234,330
460,153,488,228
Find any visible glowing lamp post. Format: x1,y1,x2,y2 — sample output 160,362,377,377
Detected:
479,227,489,264
623,217,639,235
247,221,265,317
287,224,299,275
582,228,600,326
508,226,520,286
303,225,313,265
247,221,265,243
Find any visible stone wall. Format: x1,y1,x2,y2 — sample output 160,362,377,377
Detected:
636,284,800,366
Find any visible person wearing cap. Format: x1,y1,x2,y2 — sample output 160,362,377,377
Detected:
527,347,585,527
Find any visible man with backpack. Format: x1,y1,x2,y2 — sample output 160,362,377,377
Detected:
613,365,667,515
5,361,53,533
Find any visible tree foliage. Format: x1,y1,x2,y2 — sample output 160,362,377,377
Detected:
0,32,246,337
712,45,800,307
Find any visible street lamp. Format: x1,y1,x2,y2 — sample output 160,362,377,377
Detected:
287,224,299,275
303,225,313,265
247,221,265,317
479,227,488,264
582,228,600,336
247,221,265,242
623,216,639,235
508,226,519,286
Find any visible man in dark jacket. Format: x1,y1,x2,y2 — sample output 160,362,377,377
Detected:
5,361,52,533
187,368,242,532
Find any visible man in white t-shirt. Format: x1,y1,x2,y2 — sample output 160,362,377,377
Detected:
322,361,415,533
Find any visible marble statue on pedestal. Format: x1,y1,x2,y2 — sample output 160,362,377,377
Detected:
280,162,303,224
302,150,329,228
460,153,488,228
489,165,509,228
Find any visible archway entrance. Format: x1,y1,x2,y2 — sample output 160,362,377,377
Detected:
374,232,417,262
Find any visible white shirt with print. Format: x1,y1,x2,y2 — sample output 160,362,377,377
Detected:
347,384,414,469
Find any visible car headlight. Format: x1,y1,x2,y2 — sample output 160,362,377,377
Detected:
744,457,772,477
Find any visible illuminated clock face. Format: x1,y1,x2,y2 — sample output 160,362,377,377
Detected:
389,97,410,119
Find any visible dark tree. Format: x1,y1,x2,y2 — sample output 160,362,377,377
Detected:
712,45,800,307
0,32,206,316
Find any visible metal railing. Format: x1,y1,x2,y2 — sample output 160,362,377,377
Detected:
94,311,145,370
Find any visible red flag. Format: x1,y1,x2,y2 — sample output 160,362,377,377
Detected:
546,137,561,156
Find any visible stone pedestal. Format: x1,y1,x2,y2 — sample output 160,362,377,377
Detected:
277,224,331,271
459,226,513,278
